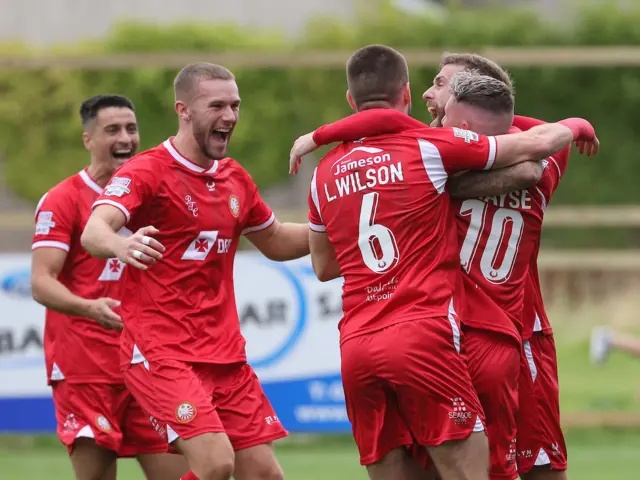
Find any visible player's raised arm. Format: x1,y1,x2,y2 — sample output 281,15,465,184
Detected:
239,168,310,261
492,118,598,168
307,168,341,282
81,158,165,270
290,109,423,174
82,206,163,270
448,161,545,199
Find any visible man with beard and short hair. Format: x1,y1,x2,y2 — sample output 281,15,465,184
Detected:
81,63,310,480
31,94,190,480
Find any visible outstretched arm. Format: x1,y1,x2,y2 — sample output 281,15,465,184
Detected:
245,220,310,261
448,161,544,199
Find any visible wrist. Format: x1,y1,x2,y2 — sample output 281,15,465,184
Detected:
73,297,95,319
558,118,593,141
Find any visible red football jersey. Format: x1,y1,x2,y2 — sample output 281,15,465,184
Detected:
32,169,128,385
93,139,274,368
311,110,572,340
451,138,570,340
522,152,569,339
308,127,497,345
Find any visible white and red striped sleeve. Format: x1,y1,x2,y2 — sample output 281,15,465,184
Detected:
92,156,159,224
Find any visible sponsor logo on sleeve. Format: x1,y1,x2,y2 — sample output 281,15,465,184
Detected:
35,211,56,235
453,127,479,143
104,177,132,197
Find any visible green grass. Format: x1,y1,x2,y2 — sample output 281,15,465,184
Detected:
3,430,640,479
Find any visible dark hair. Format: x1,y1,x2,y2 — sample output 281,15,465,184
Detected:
441,52,514,92
80,94,135,128
174,62,235,102
346,44,409,109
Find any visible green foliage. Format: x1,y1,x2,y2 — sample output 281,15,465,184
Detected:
1,1,640,207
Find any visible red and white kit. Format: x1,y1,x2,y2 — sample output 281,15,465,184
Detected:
33,169,165,456
309,125,492,465
93,139,287,450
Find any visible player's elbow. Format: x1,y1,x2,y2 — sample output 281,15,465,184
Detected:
80,225,96,255
30,274,48,306
518,162,544,188
312,259,340,282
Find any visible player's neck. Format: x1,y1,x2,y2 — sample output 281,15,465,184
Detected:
87,162,115,188
173,132,215,169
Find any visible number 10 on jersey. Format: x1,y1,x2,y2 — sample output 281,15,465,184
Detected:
358,192,400,274
459,199,524,284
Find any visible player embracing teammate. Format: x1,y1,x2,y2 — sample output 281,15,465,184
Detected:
290,46,598,480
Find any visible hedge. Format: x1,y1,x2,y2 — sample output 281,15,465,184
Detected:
1,1,640,213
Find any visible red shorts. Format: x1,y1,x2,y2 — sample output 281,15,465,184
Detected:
341,318,485,466
124,360,287,451
464,327,520,480
52,380,167,457
517,333,567,473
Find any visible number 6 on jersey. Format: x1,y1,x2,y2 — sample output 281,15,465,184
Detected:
358,192,400,274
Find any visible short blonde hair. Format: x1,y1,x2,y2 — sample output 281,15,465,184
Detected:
173,62,235,101
449,71,514,114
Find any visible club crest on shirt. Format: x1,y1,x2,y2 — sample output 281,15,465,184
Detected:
95,415,112,432
175,402,197,423
229,195,240,218
104,177,131,197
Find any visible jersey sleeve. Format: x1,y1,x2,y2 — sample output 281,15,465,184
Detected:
92,157,159,223
540,145,571,197
307,168,325,232
32,187,76,252
313,109,426,146
239,172,275,235
512,115,546,132
419,128,497,176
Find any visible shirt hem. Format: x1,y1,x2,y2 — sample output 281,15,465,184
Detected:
339,315,445,347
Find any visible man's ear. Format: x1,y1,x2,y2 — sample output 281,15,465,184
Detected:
82,131,91,152
403,82,411,106
175,101,191,122
346,90,357,112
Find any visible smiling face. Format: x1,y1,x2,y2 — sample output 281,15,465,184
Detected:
189,78,240,160
422,63,466,127
83,106,139,170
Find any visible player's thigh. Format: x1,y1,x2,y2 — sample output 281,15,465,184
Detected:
389,319,485,447
366,446,428,480
123,359,223,445
341,334,413,466
233,442,284,480
426,431,490,480
211,363,288,453
136,453,190,480
69,437,117,480
52,381,124,456
174,432,235,480
464,327,520,479
521,467,567,480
